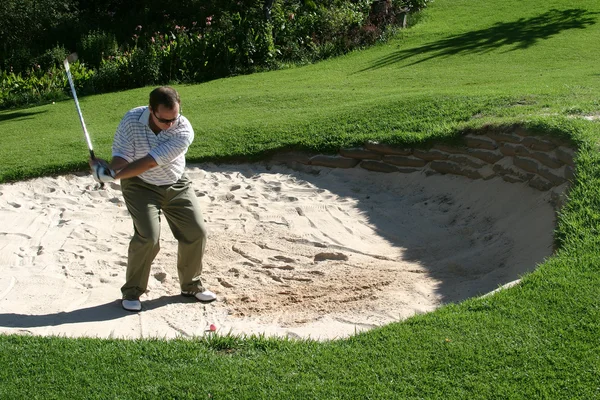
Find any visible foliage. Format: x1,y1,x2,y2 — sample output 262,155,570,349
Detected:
35,45,70,72
0,0,428,109
270,0,375,62
0,62,94,109
395,0,432,11
77,30,119,69
0,0,78,72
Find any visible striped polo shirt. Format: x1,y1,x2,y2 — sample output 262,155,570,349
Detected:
112,106,194,186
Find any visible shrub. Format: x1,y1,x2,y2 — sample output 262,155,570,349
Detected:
0,0,78,73
77,30,119,69
130,48,162,87
0,61,94,109
35,45,70,71
396,0,431,11
270,0,373,63
94,55,131,92
1,0,432,109
221,9,277,73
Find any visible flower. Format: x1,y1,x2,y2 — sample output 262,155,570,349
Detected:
136,25,142,31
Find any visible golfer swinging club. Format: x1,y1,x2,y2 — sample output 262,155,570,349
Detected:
90,86,216,312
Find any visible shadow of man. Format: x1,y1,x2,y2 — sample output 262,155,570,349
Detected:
0,295,194,329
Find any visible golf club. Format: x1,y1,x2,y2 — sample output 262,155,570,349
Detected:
63,53,96,160
63,53,115,186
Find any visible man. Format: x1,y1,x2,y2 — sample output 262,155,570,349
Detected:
90,86,216,312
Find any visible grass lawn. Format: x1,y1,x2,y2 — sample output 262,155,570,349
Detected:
1,0,599,398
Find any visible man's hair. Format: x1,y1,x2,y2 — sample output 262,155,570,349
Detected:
149,86,180,110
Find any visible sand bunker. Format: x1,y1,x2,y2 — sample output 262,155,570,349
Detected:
0,163,557,340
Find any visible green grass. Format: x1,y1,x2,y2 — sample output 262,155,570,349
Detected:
1,0,600,398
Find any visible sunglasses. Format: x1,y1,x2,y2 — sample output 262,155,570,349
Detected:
153,110,181,124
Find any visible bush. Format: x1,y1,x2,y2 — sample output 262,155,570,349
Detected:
35,45,70,71
94,55,131,92
0,61,94,109
1,0,432,109
221,9,277,73
130,48,162,87
77,30,119,69
0,0,78,73
395,0,431,11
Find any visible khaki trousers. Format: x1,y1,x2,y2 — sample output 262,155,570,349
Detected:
120,175,207,300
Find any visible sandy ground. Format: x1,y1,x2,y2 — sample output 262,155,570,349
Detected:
0,163,558,340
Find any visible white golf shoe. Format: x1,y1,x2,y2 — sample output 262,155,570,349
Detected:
121,299,142,312
181,289,217,303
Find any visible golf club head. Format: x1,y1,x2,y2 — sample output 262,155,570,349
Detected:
63,53,79,69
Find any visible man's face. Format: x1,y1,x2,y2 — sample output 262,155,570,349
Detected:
150,103,180,129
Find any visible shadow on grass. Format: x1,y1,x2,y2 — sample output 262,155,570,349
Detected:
0,109,48,122
361,8,599,71
0,295,192,328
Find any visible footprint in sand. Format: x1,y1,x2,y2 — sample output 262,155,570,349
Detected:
217,277,234,288
154,272,169,283
262,265,295,271
270,255,296,263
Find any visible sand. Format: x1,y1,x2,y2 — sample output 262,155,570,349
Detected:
0,163,557,340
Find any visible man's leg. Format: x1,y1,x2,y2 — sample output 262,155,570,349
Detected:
162,176,208,294
120,177,163,300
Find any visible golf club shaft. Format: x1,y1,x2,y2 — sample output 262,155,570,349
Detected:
63,59,96,159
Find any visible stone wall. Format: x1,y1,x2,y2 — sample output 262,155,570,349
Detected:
270,127,576,203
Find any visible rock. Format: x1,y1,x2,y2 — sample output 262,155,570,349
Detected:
463,135,498,150
412,149,449,161
383,155,428,168
360,160,400,173
339,148,382,160
364,141,412,155
309,155,360,168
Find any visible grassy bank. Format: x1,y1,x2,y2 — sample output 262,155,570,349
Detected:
0,0,599,398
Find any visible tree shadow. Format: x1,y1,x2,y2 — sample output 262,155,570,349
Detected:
361,9,599,71
0,295,192,329
0,109,47,123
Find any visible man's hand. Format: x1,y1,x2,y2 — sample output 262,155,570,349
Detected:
92,163,116,183
89,157,109,169
89,158,115,183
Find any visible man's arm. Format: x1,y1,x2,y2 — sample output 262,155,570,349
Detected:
113,155,158,180
108,156,130,172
